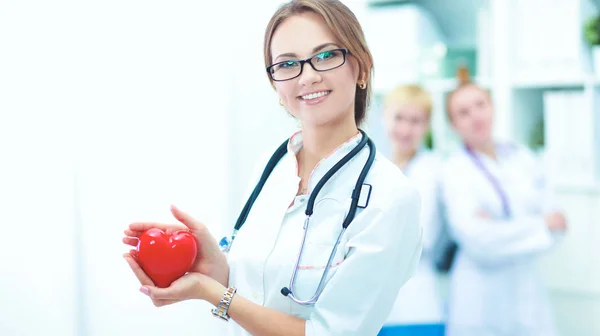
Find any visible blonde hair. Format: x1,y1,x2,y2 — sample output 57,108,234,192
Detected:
383,84,432,118
263,0,374,126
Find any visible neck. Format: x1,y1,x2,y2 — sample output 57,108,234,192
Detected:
298,116,359,178
301,121,358,162
392,148,417,170
467,139,496,160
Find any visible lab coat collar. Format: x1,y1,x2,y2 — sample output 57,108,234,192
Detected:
464,141,517,165
402,147,427,175
286,130,363,195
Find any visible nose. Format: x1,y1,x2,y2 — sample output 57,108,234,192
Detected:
398,119,411,131
297,62,322,87
395,119,412,135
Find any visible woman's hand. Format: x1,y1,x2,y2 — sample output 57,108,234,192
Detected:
544,211,567,232
124,252,225,307
122,205,229,287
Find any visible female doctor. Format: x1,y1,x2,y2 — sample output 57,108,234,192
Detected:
122,1,423,335
380,85,445,328
440,78,567,336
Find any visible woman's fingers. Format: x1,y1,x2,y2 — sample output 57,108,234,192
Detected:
124,222,188,242
125,206,203,238
128,221,186,234
123,253,155,287
128,249,139,260
170,205,203,231
128,222,168,233
124,252,180,306
165,226,191,235
122,236,139,247
124,228,140,237
476,210,492,219
139,273,203,302
140,285,181,300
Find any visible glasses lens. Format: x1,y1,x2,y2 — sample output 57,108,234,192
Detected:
270,60,301,81
312,49,345,71
269,49,346,81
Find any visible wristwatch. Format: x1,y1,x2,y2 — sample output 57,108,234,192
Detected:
211,286,237,321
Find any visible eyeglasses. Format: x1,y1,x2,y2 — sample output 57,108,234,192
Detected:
266,48,349,82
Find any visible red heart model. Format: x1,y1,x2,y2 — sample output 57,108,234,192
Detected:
136,228,198,288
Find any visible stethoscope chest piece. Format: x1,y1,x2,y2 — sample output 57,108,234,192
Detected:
219,229,238,253
219,236,232,253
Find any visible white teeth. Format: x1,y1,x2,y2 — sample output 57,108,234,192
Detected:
301,91,330,100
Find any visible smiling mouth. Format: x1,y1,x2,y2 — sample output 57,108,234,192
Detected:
299,90,331,101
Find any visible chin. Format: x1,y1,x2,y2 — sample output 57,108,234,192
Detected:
392,143,413,152
471,135,492,146
301,109,349,127
298,114,337,128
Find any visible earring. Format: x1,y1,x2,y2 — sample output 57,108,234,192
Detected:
358,80,367,90
279,98,284,106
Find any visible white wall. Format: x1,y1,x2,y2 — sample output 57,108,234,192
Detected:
362,4,445,93
1,0,235,335
73,1,236,335
0,122,78,336
0,2,79,335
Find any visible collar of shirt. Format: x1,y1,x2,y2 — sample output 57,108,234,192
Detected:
402,147,426,175
464,141,517,165
286,130,363,195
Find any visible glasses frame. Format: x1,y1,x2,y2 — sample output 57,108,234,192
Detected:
266,48,349,82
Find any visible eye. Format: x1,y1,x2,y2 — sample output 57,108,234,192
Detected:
318,51,333,59
279,60,299,69
315,50,339,62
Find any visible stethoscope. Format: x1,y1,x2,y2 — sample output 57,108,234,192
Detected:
219,129,376,306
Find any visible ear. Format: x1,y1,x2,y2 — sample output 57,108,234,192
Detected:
359,71,369,82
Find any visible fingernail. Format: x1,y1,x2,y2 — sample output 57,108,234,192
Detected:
140,287,150,296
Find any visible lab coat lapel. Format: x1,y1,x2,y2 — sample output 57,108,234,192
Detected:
254,152,300,250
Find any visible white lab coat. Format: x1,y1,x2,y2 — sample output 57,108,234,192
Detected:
440,142,561,336
225,131,423,336
385,150,446,325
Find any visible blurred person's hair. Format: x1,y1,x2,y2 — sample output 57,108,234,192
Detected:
445,65,492,120
263,0,374,126
383,84,432,119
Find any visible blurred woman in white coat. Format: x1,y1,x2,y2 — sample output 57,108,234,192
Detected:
441,78,567,336
380,85,446,332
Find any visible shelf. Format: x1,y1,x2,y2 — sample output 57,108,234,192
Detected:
553,182,600,195
421,76,493,93
511,74,600,90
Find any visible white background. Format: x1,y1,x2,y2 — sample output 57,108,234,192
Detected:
1,0,599,335
0,1,290,335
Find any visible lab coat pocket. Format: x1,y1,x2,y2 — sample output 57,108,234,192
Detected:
290,197,348,317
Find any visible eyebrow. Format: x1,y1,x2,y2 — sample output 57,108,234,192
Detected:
274,42,340,62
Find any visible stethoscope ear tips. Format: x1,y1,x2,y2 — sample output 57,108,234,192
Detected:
281,287,291,296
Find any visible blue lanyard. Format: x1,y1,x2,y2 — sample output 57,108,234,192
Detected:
464,146,512,218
